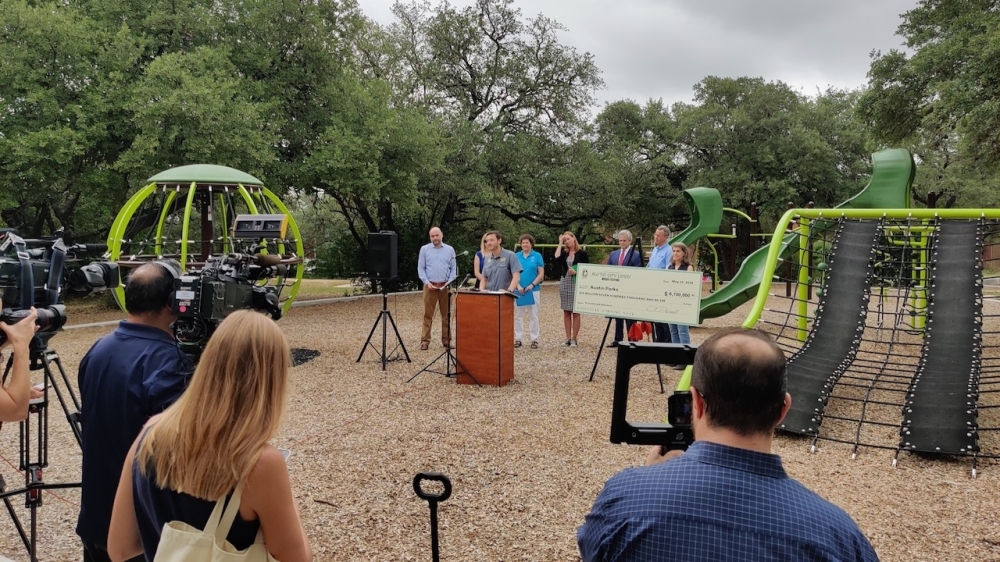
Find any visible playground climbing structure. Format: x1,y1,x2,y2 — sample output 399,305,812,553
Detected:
742,209,1000,476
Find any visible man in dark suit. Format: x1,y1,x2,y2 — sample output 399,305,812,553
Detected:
605,229,643,346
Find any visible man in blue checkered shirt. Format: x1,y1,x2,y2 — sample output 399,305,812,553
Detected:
578,328,879,562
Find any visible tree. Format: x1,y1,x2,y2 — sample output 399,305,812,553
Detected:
0,1,139,239
116,46,277,181
594,99,687,231
675,77,861,218
364,0,609,244
858,0,1000,205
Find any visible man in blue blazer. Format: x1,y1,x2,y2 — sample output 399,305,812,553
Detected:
605,229,644,346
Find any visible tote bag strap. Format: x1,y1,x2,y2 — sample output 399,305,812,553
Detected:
213,480,247,543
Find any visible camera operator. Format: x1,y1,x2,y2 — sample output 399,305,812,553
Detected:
0,302,38,422
76,262,194,562
578,328,879,562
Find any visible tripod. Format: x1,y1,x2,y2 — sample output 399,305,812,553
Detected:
0,333,82,562
356,280,411,370
408,275,479,385
589,317,665,393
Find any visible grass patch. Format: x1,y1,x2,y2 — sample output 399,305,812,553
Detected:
288,278,370,300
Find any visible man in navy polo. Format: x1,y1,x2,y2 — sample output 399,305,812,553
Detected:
578,328,879,562
76,262,193,562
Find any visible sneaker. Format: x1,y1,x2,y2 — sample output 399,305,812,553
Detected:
514,340,522,348
569,339,578,347
530,341,539,349
564,339,572,346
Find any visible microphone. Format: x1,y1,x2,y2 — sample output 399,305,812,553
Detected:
253,254,283,267
458,273,471,288
454,250,469,259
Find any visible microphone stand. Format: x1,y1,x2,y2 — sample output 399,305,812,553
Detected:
409,266,480,385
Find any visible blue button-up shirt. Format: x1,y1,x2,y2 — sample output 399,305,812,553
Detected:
647,243,671,270
578,441,879,562
76,321,193,547
418,242,457,285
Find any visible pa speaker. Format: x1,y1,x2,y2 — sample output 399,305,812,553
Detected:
368,231,398,281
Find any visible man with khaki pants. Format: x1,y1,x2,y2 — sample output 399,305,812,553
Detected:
417,227,457,350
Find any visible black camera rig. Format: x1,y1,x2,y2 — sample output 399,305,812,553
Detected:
0,233,71,344
172,252,286,356
170,214,298,357
610,342,699,451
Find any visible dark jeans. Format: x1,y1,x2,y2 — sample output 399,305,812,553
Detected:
613,318,635,343
84,541,143,562
653,322,672,344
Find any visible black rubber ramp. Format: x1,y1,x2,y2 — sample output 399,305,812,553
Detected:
779,220,880,435
900,220,982,455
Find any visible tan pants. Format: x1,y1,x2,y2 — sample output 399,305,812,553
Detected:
422,284,451,345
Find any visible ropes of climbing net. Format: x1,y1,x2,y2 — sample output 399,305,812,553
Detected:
752,215,1000,469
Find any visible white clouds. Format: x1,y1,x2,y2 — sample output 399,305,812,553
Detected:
356,0,915,106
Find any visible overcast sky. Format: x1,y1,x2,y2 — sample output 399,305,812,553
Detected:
356,0,917,108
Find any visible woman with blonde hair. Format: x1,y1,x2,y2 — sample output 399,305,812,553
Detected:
473,232,489,288
107,310,311,562
554,231,588,347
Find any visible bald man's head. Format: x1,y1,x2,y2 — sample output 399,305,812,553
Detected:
691,328,787,436
124,262,175,315
429,227,443,246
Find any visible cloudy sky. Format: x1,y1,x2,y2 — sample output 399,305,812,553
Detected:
356,0,917,108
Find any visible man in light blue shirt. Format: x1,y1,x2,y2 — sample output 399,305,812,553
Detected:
646,225,672,343
417,227,457,350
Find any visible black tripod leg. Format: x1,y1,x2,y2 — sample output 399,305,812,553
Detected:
657,364,664,394
385,311,411,363
40,351,82,447
589,318,614,381
357,311,385,363
381,309,388,371
0,476,31,557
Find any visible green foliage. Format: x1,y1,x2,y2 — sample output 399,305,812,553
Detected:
3,0,958,285
858,0,1000,207
117,46,276,180
595,78,874,230
0,0,139,238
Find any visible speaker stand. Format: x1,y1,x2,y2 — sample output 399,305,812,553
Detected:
356,283,411,371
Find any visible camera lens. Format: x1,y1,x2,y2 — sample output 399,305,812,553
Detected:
33,305,67,333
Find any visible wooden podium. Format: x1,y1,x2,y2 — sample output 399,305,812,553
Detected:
455,291,515,386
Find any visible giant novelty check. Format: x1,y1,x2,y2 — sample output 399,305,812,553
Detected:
573,263,702,325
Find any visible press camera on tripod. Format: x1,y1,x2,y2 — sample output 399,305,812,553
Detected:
0,230,118,560
171,214,298,358
610,342,698,452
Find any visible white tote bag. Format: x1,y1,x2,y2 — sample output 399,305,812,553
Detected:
153,482,277,562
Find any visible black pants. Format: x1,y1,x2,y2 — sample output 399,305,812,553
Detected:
613,318,635,343
653,323,672,344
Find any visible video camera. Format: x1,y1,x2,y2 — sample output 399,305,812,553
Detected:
610,342,699,451
171,214,293,357
0,232,76,346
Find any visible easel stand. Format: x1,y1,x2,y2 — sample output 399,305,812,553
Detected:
589,317,664,393
0,336,82,562
356,282,411,371
408,279,476,384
